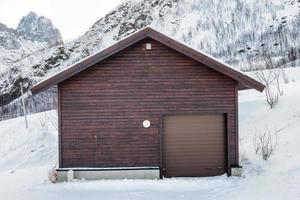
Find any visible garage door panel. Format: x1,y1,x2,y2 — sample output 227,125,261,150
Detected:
165,170,225,177
165,150,225,154
164,140,225,145
164,152,226,157
163,114,226,177
164,135,225,139
164,159,226,165
165,156,226,163
165,165,225,170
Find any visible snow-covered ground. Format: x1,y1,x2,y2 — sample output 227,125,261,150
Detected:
1,68,300,200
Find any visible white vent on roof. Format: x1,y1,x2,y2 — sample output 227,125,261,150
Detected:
146,42,152,50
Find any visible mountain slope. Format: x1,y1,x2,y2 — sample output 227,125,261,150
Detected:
0,12,63,107
0,22,47,72
0,12,63,73
17,11,63,47
1,0,300,108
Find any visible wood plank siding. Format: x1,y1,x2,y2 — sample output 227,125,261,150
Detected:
58,38,238,171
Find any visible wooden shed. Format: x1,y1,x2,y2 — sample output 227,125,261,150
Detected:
31,27,264,180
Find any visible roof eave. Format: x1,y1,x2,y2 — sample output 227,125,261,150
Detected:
238,82,265,92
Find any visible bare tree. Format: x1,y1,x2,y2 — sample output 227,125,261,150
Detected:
254,70,279,109
46,110,58,131
239,138,249,165
48,163,58,183
274,69,284,96
39,114,49,130
253,127,279,160
280,67,289,84
39,111,58,131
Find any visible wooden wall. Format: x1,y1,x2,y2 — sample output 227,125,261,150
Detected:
58,38,238,171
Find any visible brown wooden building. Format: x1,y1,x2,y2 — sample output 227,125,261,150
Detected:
31,27,264,180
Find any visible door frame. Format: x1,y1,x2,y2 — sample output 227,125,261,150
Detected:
159,112,229,178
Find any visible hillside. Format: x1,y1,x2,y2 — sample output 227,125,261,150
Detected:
0,11,62,72
0,67,299,200
1,0,300,109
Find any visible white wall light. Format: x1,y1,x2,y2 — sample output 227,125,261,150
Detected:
143,120,151,128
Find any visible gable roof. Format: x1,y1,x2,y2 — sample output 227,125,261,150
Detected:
30,27,265,95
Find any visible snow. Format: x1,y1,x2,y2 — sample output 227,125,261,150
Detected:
1,67,300,199
0,112,58,169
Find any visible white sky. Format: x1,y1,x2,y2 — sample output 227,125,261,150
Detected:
0,0,126,41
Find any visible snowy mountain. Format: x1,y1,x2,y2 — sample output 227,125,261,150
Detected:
1,0,300,109
0,12,62,74
0,23,45,72
17,11,63,47
0,12,63,107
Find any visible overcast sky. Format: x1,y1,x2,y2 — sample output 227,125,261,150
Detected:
0,0,126,41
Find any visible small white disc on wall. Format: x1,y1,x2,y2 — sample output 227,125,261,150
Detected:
143,120,151,128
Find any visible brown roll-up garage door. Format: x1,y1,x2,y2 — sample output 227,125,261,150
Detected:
162,115,227,177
